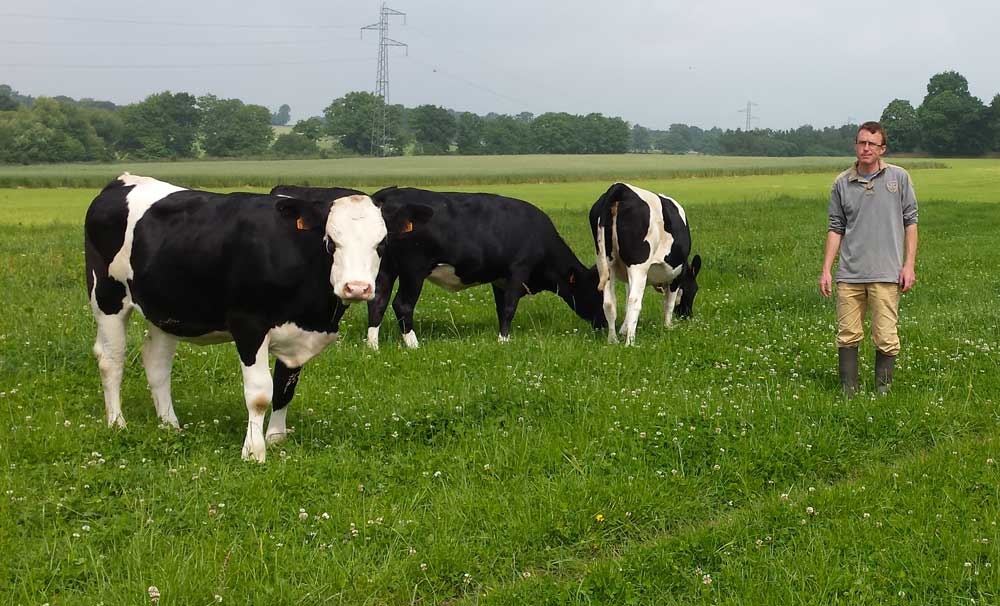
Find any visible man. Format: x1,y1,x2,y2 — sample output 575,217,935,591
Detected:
819,121,918,396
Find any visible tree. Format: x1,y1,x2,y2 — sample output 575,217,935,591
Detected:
0,98,110,163
588,114,629,153
916,70,989,156
408,104,456,154
120,91,200,159
271,104,291,126
198,94,274,157
83,107,124,153
292,117,325,141
0,91,17,111
481,114,530,154
455,112,485,155
530,112,582,153
880,99,920,152
656,129,689,154
271,133,320,158
631,124,653,152
324,91,404,155
987,94,1000,152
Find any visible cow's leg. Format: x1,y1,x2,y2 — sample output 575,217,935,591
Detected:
601,267,619,344
392,273,425,349
267,359,301,445
663,285,680,328
622,265,649,346
92,306,132,428
491,283,524,343
233,331,272,463
142,323,180,428
366,270,397,350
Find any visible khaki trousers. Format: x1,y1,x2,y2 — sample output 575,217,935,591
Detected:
836,282,901,356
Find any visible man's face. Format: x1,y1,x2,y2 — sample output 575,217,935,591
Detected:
855,130,886,167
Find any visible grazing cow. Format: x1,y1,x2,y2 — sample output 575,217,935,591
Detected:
590,182,702,345
271,185,606,348
85,173,426,462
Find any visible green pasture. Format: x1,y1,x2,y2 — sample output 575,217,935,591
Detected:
1,158,999,604
0,153,949,190
2,157,997,228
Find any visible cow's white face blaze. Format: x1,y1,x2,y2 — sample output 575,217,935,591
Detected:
325,195,387,301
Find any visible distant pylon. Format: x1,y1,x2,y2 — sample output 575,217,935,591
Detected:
362,4,407,156
738,101,758,130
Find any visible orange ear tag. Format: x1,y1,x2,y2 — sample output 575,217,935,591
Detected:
402,220,414,233
296,217,306,230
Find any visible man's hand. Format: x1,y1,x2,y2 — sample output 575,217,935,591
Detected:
899,265,916,292
819,269,834,298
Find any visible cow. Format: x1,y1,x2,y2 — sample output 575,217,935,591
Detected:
589,182,702,346
85,173,430,462
270,185,606,348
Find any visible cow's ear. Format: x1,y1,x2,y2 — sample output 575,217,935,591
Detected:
383,203,434,235
690,254,702,277
276,198,324,231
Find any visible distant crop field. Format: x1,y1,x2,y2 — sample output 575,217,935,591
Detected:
2,158,996,227
2,162,998,604
0,153,949,189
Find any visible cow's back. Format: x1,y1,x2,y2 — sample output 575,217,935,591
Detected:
374,187,564,268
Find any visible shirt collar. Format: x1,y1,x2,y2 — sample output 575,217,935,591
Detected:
848,158,887,182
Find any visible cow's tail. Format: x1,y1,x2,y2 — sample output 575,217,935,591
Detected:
596,217,611,291
595,183,630,291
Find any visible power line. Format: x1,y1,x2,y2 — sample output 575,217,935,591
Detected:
0,39,347,48
362,3,407,157
0,12,360,30
0,57,373,70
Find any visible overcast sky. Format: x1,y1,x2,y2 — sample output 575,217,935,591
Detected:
4,0,998,130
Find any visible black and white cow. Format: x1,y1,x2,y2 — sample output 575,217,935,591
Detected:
589,182,702,345
271,185,606,348
85,173,427,462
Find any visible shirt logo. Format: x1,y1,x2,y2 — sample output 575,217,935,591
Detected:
886,180,899,193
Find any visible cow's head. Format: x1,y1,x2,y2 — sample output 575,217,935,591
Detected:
278,194,388,302
673,254,702,318
559,265,608,330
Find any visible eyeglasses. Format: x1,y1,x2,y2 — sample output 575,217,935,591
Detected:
855,141,885,149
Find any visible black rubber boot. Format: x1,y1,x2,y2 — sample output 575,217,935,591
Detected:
838,347,859,398
875,350,896,395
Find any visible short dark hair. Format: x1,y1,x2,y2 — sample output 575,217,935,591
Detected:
858,121,887,147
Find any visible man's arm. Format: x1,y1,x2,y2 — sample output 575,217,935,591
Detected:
819,230,842,298
899,223,918,292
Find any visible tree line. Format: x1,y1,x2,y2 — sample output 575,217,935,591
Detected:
2,70,998,164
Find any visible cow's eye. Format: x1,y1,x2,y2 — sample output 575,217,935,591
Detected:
375,237,388,257
324,236,336,255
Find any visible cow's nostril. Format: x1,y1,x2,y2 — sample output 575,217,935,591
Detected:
343,281,374,300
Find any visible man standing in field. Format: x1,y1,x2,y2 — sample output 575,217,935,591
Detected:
819,121,918,396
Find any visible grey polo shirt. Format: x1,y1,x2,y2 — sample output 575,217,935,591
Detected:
828,160,918,283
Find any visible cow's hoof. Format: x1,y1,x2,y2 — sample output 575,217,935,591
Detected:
107,415,127,429
265,431,287,445
241,446,266,463
402,331,419,349
158,415,181,430
497,334,511,343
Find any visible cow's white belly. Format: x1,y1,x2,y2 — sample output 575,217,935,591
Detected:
268,322,339,368
428,264,479,292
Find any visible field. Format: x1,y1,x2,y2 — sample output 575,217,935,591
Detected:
1,156,999,605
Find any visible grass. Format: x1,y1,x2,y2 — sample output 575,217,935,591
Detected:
0,154,948,189
1,158,999,604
